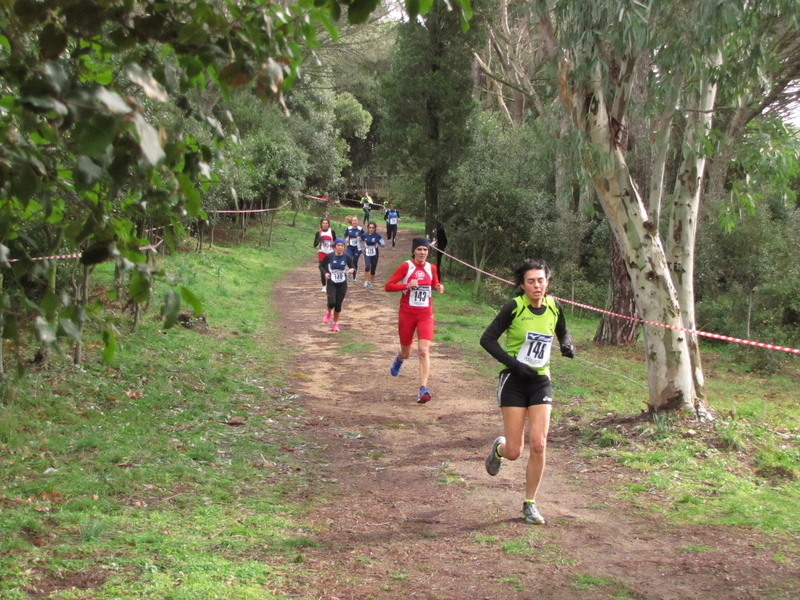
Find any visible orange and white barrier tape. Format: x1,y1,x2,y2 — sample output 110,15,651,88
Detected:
431,244,800,356
212,200,291,213
7,238,164,263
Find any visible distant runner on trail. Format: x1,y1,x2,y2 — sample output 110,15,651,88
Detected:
384,202,400,249
361,221,385,290
313,218,336,292
320,239,355,333
361,193,372,225
479,258,575,525
345,215,364,283
385,238,444,404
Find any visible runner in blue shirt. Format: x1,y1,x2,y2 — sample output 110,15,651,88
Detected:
361,221,386,290
345,215,364,282
384,203,400,249
320,239,355,332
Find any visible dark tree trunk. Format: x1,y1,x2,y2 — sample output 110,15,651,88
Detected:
434,223,447,281
594,235,638,345
424,167,439,240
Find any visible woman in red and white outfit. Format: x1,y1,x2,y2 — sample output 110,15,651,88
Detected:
385,238,444,404
313,218,336,292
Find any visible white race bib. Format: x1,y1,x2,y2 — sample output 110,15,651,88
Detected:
409,286,431,308
321,240,332,253
348,238,358,246
517,332,553,368
331,270,347,284
389,217,397,225
365,246,376,256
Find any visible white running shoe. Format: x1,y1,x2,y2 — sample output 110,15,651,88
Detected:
522,502,545,524
485,436,504,476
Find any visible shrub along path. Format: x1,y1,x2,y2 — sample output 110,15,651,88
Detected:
274,227,797,600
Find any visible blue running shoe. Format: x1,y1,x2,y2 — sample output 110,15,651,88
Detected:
417,386,432,404
390,355,404,376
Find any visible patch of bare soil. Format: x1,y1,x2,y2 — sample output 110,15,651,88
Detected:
275,228,797,600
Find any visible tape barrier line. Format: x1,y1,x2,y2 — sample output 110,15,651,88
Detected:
7,198,293,264
212,200,291,214
8,238,164,264
431,244,800,356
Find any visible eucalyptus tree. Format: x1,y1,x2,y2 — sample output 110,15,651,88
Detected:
535,0,800,412
472,1,638,348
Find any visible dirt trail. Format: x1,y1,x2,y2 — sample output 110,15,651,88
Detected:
275,227,796,600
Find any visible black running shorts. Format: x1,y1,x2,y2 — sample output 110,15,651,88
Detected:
497,372,553,408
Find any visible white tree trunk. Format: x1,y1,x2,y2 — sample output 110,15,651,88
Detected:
568,62,696,411
647,70,683,228
666,53,721,407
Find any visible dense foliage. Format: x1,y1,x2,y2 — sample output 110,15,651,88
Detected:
0,0,470,375
379,0,484,237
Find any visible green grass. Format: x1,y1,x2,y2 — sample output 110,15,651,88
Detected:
570,574,643,599
0,212,332,599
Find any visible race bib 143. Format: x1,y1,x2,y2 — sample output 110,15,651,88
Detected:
409,286,431,308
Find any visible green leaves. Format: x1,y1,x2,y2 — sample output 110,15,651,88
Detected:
347,0,381,24
39,24,68,60
9,162,40,202
102,327,117,363
181,287,203,316
129,269,151,305
34,316,57,346
178,22,210,47
161,289,181,329
80,242,117,266
72,114,118,157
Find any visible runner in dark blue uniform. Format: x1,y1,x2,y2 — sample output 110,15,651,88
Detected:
361,221,385,290
345,215,364,282
384,203,400,249
320,239,355,332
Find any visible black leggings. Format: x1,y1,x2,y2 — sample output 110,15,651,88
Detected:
326,281,347,312
318,261,327,285
346,247,361,276
364,252,379,275
386,224,398,243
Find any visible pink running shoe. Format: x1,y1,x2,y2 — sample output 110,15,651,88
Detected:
323,311,332,324
331,322,340,332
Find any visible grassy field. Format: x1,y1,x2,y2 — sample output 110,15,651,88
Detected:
1,209,799,598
